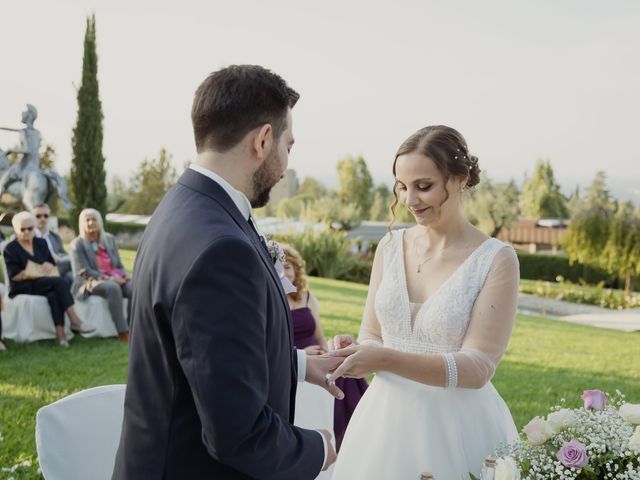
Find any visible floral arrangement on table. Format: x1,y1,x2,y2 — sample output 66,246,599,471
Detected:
489,390,640,480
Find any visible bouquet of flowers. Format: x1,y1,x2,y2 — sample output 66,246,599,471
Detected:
492,390,640,480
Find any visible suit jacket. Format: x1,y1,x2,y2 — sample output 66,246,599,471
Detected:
46,230,66,256
68,233,127,298
112,169,324,480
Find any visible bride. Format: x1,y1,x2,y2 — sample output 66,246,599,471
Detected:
329,125,519,479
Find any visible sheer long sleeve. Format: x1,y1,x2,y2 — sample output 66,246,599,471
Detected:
447,246,519,389
357,238,385,346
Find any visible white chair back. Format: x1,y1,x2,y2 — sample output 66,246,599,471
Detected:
35,384,126,480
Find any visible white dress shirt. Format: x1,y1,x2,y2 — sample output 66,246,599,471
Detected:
35,228,57,259
188,164,327,464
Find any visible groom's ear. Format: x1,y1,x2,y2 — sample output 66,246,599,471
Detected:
251,123,274,163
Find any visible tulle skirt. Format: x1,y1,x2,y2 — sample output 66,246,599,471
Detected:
331,372,518,480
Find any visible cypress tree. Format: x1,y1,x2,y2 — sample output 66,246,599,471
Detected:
70,14,107,224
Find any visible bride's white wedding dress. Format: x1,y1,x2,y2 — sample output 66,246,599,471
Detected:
332,230,519,480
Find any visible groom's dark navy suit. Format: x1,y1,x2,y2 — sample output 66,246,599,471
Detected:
112,169,324,479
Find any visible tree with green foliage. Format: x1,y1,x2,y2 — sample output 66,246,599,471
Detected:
585,171,613,209
298,177,327,199
369,183,392,221
107,175,129,212
603,203,640,293
464,175,520,237
302,196,361,230
567,186,584,218
70,14,107,221
562,172,639,293
123,148,177,214
337,155,373,220
520,160,569,218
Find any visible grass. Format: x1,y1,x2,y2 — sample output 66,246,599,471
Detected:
1,275,639,478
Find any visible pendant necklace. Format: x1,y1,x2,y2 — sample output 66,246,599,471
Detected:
413,233,458,274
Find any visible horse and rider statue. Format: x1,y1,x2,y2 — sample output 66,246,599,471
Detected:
0,104,72,212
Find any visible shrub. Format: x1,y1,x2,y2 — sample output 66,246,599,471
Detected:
272,229,365,281
516,251,622,289
519,278,640,310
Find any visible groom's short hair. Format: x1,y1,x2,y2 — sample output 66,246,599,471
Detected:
191,65,299,153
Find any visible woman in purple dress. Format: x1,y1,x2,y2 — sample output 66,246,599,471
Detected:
282,244,367,450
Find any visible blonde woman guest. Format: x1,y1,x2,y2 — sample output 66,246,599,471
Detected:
69,208,131,342
3,211,93,347
282,244,368,451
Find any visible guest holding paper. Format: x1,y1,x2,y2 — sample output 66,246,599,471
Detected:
69,208,131,342
4,211,93,347
282,244,368,451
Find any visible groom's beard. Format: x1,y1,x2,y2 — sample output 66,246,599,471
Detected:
251,151,282,208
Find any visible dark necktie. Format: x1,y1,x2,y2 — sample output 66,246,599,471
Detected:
247,217,270,258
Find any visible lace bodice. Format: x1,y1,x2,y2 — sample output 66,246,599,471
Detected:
357,228,520,389
375,230,506,354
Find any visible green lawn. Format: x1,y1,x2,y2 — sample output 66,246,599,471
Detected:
1,276,639,478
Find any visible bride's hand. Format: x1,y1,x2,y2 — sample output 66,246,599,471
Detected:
327,344,386,381
328,334,358,351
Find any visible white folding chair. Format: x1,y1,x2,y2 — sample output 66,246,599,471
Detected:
73,296,122,338
35,384,126,480
294,382,335,479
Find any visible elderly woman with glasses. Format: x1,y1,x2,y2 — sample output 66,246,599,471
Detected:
69,208,132,342
3,211,94,347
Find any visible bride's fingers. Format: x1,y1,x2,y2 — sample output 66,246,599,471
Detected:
326,345,358,358
329,361,351,383
331,335,354,350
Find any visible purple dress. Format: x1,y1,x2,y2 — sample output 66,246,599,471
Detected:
291,296,368,451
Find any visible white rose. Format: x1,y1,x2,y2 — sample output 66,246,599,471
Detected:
522,416,554,445
547,408,578,433
495,456,521,480
620,403,640,425
629,426,640,452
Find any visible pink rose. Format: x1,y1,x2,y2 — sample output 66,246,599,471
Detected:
581,390,607,410
556,438,588,469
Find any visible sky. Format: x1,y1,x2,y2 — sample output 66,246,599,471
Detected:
1,0,639,203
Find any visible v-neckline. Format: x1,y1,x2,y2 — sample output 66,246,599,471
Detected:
399,229,491,334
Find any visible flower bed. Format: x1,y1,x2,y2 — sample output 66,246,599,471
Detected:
519,278,640,310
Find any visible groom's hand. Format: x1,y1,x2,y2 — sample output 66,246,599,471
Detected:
306,356,345,400
319,429,337,471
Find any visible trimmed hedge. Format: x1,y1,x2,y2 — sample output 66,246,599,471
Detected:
516,251,622,289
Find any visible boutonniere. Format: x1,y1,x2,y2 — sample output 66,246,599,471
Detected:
265,238,286,265
265,238,296,294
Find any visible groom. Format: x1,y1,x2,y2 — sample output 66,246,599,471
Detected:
112,65,344,479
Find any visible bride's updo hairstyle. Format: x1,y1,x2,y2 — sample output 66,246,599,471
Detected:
390,125,481,227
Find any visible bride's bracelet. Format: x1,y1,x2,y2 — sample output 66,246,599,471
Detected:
443,353,458,389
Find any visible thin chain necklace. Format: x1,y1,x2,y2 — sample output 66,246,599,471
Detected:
413,231,459,274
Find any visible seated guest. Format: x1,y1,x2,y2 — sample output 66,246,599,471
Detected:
69,208,131,342
32,203,74,287
4,211,94,347
281,243,368,451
